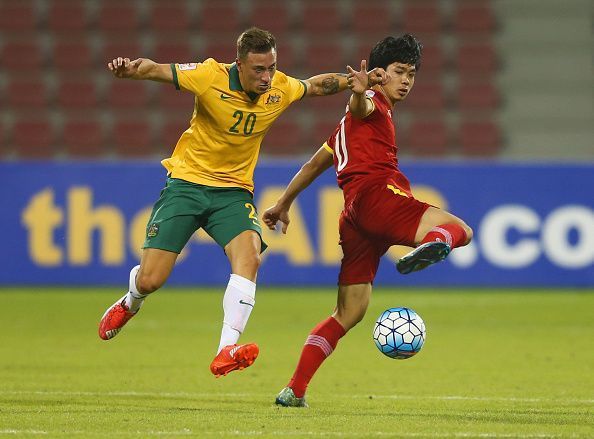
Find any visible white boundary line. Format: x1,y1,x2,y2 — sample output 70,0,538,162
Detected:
0,390,592,405
0,430,584,438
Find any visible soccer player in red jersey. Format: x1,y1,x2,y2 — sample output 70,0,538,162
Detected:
263,34,473,407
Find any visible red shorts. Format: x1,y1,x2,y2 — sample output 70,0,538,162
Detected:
338,183,431,285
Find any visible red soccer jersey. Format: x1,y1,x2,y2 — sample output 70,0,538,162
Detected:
326,90,412,205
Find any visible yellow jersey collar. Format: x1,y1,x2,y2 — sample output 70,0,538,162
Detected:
229,63,259,102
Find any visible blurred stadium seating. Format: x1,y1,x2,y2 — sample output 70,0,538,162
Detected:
0,0,503,159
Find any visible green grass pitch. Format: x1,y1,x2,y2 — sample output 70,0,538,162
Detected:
1,287,593,438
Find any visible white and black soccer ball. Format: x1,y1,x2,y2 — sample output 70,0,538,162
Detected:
373,307,426,359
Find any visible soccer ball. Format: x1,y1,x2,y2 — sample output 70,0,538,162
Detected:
373,307,426,359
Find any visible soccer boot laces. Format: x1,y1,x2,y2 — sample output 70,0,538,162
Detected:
98,298,137,340
275,387,308,408
396,241,451,275
210,343,259,377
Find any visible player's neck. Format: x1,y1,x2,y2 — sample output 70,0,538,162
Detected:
376,86,397,108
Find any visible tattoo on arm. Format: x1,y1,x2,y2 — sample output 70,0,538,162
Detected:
321,77,339,95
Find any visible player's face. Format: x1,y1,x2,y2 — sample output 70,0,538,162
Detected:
383,62,416,102
236,50,277,95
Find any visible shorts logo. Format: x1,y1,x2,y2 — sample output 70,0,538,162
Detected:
147,223,160,238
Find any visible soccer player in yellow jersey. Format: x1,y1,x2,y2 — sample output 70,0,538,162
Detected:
98,27,387,377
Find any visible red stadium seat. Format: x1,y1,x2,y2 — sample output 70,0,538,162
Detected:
456,43,498,78
56,79,99,110
1,41,44,70
97,1,142,34
275,41,297,72
201,41,237,64
404,120,449,156
12,119,56,159
0,122,5,156
198,2,242,34
154,86,195,113
105,81,152,110
301,1,343,36
52,39,94,72
402,4,442,36
100,41,142,66
458,120,501,156
349,3,393,38
418,44,446,77
148,1,192,34
249,1,292,37
452,4,497,36
62,119,105,158
302,41,346,75
157,117,189,155
261,119,304,155
5,78,49,110
112,119,155,157
310,119,340,148
457,82,500,112
404,82,446,112
153,41,195,64
305,93,349,121
0,1,36,34
47,2,88,34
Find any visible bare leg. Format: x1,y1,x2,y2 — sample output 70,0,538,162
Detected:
98,248,178,340
332,283,373,332
136,247,179,294
224,230,262,282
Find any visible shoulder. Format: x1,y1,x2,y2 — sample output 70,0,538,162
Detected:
271,69,290,86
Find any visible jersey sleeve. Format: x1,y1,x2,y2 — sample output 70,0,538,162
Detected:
171,59,217,95
322,141,334,155
281,73,307,103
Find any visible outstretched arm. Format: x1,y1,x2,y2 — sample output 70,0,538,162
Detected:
108,57,173,83
262,146,334,234
302,73,348,96
302,61,387,97
347,59,389,119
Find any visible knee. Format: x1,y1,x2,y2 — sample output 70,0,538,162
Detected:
135,271,164,294
234,252,262,278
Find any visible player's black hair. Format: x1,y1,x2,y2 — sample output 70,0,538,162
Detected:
237,27,277,60
368,34,422,71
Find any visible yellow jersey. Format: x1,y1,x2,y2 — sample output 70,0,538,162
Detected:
162,58,306,192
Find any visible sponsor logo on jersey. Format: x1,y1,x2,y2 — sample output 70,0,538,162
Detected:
178,63,197,71
220,93,232,100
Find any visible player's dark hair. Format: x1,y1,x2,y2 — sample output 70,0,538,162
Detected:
368,34,422,71
237,27,276,60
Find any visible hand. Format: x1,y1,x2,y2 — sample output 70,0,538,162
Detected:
262,204,291,234
368,66,390,87
108,57,142,78
346,60,390,93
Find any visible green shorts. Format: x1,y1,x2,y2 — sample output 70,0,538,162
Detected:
143,178,267,254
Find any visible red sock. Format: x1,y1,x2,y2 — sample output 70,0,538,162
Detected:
288,316,346,398
421,223,467,249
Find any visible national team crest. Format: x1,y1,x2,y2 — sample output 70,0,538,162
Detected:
147,223,159,238
265,93,281,105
